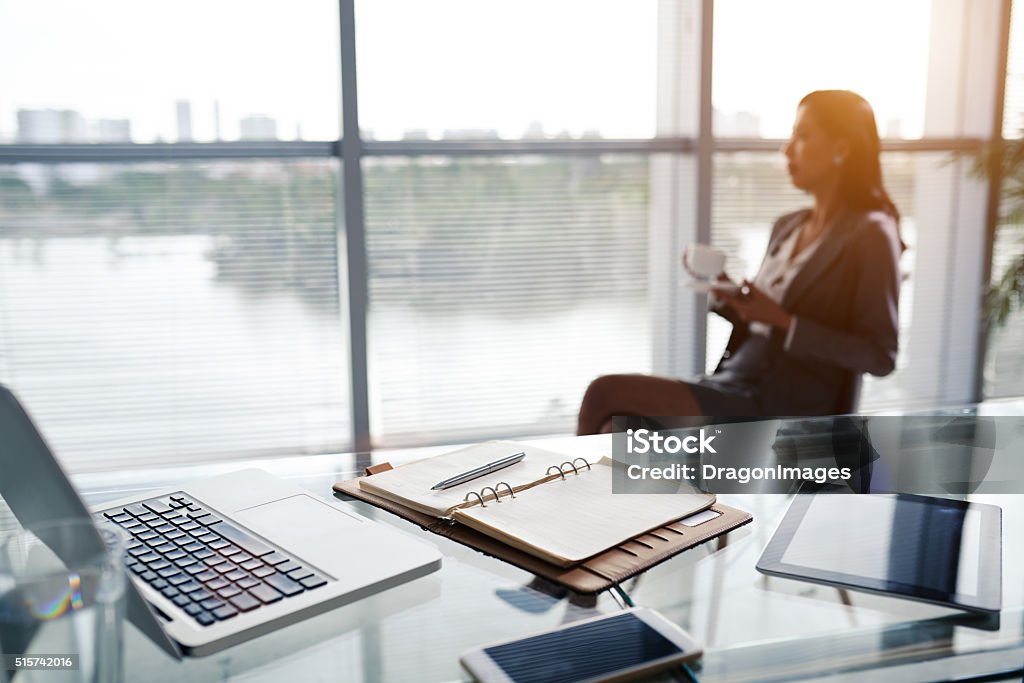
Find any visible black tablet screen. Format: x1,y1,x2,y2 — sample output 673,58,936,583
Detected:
484,613,681,683
781,495,982,596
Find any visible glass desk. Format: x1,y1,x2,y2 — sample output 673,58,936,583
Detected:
58,419,1024,682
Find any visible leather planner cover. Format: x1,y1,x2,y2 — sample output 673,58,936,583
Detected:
333,463,753,594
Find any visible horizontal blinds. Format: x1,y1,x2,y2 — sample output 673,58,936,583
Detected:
710,152,954,411
986,221,1024,397
364,155,657,446
988,0,1024,397
0,160,350,471
860,152,957,409
1004,0,1024,139
707,152,803,376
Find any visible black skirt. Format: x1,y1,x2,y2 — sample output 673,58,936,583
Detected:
684,377,761,417
683,333,774,416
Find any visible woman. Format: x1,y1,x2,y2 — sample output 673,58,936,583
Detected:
577,90,903,434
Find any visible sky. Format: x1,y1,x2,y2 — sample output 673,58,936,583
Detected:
0,0,936,143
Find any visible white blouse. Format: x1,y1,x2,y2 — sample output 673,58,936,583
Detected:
748,220,826,338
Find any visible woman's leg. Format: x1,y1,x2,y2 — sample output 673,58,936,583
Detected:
576,374,703,436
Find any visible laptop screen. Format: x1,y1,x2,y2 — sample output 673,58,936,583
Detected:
0,384,182,658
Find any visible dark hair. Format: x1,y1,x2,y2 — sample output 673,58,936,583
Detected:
798,90,902,233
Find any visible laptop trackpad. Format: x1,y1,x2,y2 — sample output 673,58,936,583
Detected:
233,494,364,575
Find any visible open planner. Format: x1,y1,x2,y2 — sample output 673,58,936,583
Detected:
334,441,752,593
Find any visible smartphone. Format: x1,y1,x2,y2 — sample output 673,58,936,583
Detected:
460,608,702,683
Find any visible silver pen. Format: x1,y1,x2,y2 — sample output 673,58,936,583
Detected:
430,451,526,490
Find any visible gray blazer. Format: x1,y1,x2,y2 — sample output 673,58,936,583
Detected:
710,208,902,415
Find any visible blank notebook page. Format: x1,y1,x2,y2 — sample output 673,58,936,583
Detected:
454,459,713,565
358,441,564,516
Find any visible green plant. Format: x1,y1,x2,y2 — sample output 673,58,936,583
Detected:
972,141,1024,327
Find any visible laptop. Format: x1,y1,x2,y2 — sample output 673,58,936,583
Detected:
0,384,442,657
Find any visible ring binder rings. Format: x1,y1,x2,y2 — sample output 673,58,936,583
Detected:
545,458,591,479
449,457,723,567
333,441,752,592
546,465,567,479
467,458,588,508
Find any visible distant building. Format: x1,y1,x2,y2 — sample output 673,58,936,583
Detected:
885,118,903,139
17,109,87,143
441,128,500,140
176,100,193,142
401,129,430,141
213,100,222,141
523,121,545,139
713,109,762,137
239,115,277,141
734,112,761,137
96,119,132,142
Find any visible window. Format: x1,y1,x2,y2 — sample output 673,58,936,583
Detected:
985,220,1024,398
987,0,1024,398
0,0,1011,471
355,0,661,140
0,161,349,469
364,154,657,444
712,0,932,139
708,151,979,410
0,0,340,143
711,0,1000,410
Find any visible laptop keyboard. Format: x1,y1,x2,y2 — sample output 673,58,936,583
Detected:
98,493,328,627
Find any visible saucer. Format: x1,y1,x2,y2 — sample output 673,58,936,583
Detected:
685,281,741,294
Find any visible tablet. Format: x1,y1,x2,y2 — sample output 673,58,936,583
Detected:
460,608,702,683
756,489,1002,613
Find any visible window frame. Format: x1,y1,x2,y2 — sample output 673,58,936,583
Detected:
0,0,1012,458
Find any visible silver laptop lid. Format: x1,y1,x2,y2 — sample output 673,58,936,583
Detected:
0,384,182,659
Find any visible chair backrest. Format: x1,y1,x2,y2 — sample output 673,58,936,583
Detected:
833,371,863,414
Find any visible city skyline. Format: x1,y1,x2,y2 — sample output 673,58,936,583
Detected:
7,101,789,145
0,0,935,145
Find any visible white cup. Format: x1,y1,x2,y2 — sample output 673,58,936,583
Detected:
684,243,726,279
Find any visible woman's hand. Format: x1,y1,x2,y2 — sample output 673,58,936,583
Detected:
708,272,737,306
716,280,793,331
